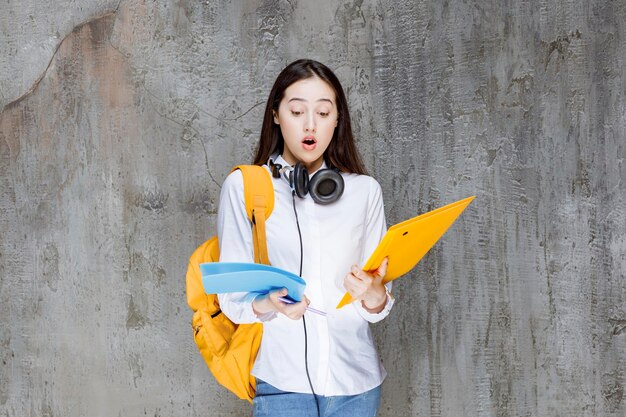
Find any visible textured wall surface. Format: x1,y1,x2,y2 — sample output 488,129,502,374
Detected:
1,1,625,416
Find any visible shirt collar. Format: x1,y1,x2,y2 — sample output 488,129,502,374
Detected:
270,153,328,176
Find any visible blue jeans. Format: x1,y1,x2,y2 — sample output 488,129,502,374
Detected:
252,379,381,417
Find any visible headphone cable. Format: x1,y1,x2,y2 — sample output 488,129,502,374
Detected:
292,190,304,277
292,191,321,417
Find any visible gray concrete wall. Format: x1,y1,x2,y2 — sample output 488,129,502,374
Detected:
1,0,624,416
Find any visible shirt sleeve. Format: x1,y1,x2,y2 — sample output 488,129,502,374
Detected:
354,178,395,323
216,170,274,324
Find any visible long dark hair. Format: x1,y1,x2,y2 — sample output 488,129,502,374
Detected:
252,59,367,175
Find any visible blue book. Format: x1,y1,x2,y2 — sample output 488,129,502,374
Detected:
200,262,306,302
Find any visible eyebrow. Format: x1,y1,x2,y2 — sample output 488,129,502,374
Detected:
288,98,334,104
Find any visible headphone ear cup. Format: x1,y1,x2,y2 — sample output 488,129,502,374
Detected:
291,163,309,198
308,169,344,205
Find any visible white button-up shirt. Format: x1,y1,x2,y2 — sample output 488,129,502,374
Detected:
217,155,394,396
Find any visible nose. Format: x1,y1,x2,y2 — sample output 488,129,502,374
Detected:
304,112,316,132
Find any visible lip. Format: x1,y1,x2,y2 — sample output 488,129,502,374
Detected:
302,136,317,151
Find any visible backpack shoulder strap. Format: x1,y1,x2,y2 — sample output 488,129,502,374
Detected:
233,165,274,265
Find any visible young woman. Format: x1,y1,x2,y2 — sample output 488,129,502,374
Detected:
216,59,394,417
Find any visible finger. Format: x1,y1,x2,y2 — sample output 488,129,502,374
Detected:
344,274,360,290
351,265,364,280
351,266,377,286
343,276,366,298
282,300,307,320
279,293,307,307
347,272,370,288
269,287,288,299
282,301,305,312
343,280,356,296
375,258,389,279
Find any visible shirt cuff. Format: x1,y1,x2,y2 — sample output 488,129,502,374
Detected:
218,292,276,324
354,287,395,323
243,293,277,322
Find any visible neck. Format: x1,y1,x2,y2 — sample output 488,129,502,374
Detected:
280,155,323,173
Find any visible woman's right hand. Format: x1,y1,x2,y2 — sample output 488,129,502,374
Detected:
252,288,310,320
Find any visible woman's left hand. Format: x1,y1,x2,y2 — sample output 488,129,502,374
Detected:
343,258,389,313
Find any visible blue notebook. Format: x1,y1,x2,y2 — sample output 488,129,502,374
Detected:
200,262,306,302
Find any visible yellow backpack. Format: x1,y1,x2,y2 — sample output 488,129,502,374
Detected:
186,165,274,403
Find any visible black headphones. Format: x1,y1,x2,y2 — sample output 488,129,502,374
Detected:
269,158,344,205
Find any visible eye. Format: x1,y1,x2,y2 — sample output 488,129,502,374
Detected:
290,110,303,116
318,111,329,117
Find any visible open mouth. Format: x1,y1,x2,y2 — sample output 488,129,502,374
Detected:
302,137,317,150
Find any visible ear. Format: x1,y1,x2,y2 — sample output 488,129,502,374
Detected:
273,110,279,125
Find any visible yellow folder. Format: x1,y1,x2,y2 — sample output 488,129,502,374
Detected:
336,196,475,309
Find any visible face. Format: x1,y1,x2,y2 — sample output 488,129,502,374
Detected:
273,76,338,172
